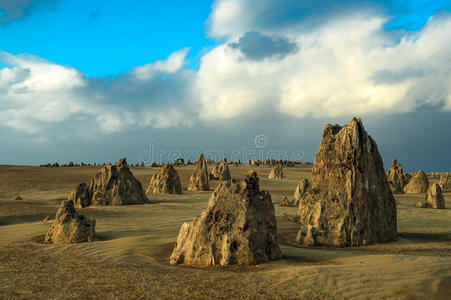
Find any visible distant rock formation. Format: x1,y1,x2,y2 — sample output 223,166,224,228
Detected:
293,179,309,207
188,154,210,191
297,118,397,247
170,171,281,266
268,165,284,179
147,164,182,194
279,196,292,206
69,183,90,208
13,195,23,201
439,174,451,190
209,160,231,180
416,183,445,209
88,158,148,206
403,170,429,193
386,159,409,194
44,200,95,244
67,158,148,207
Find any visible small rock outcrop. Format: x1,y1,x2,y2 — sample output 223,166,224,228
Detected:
13,195,23,201
188,154,210,191
209,160,231,180
386,160,409,194
170,171,281,266
403,170,429,193
68,183,90,208
439,174,451,190
279,196,292,206
297,118,397,247
268,165,284,179
88,158,148,206
292,179,309,207
147,164,182,194
416,183,446,209
44,200,95,244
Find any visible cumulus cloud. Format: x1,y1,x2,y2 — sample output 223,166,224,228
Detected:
0,48,196,136
197,2,451,122
0,0,58,24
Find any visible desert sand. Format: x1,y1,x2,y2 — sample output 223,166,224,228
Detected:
0,164,450,299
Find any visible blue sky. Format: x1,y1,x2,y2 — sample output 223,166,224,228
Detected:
1,0,451,171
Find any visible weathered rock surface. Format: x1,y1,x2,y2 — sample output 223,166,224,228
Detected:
147,164,182,194
209,160,231,180
170,171,281,266
268,165,284,179
293,179,309,207
69,183,90,208
44,200,95,244
386,159,409,194
88,158,148,206
416,183,446,209
403,170,429,193
297,118,397,247
188,154,210,191
439,174,451,190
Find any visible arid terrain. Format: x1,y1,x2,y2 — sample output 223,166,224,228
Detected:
0,164,450,299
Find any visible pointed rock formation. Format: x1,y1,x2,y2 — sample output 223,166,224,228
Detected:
386,159,409,194
297,118,397,247
188,154,210,191
439,174,451,190
268,165,284,179
279,196,292,206
209,160,231,180
88,158,148,206
403,170,429,193
69,183,90,208
170,171,281,266
293,179,309,207
44,200,95,244
13,195,23,201
416,183,446,209
147,164,182,194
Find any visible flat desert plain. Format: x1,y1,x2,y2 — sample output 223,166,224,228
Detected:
0,165,450,299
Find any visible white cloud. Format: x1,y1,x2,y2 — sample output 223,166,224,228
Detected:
133,48,190,80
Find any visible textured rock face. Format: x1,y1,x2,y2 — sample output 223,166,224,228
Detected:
293,179,309,207
147,164,182,194
44,200,95,244
439,174,451,190
268,165,284,179
297,118,397,247
403,170,429,193
209,160,231,180
170,171,281,266
188,154,210,191
89,158,148,206
416,183,446,209
386,160,409,194
69,183,90,208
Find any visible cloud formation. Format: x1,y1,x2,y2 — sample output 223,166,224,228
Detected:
1,0,451,142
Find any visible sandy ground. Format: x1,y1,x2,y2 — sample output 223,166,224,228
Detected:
0,165,450,299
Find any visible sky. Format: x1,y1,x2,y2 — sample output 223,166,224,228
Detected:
1,0,451,171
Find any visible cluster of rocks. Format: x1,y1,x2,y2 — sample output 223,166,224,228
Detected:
416,183,446,209
170,170,281,266
268,165,284,179
209,160,231,180
68,158,149,207
279,179,310,207
41,161,145,168
386,160,411,194
296,118,397,247
246,159,312,167
439,174,451,190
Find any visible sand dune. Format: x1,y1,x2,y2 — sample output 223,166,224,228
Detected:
0,165,450,299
